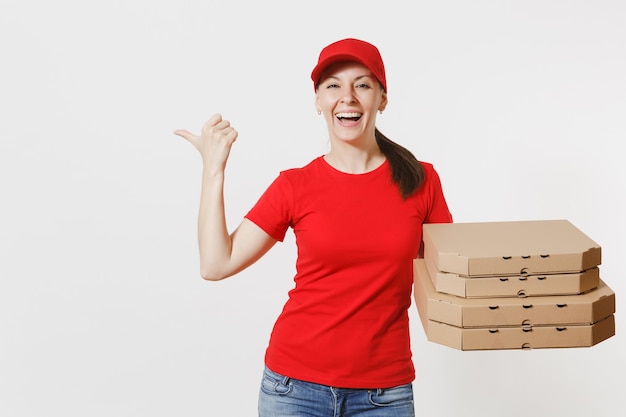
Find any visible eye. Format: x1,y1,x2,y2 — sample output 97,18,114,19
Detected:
325,83,340,89
356,83,371,89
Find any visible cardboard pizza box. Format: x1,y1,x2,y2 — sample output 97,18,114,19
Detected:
414,258,615,328
425,256,600,298
424,316,615,350
423,220,601,277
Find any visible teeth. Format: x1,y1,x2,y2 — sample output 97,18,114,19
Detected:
336,112,361,118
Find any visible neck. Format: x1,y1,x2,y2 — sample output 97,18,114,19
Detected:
324,144,385,174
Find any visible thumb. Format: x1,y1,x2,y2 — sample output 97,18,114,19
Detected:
173,129,197,143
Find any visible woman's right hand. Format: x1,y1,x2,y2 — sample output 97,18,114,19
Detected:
174,113,238,172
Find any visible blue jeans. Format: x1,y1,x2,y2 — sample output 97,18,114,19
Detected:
258,366,415,417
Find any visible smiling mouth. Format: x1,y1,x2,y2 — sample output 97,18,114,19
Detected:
336,112,362,122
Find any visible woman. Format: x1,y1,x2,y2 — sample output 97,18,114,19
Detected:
175,38,453,417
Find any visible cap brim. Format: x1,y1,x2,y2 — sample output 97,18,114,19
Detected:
311,53,367,89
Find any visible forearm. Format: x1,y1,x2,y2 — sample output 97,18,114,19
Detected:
197,168,232,281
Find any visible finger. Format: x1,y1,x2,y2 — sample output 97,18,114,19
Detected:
215,119,232,131
224,126,239,141
225,128,238,144
202,113,223,131
203,120,234,139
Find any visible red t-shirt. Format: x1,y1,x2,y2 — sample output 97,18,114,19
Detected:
245,156,452,388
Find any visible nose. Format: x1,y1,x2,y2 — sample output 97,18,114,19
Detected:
340,86,357,103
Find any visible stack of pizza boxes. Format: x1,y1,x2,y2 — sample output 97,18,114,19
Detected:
414,219,616,350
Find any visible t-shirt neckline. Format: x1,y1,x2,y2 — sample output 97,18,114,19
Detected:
318,155,389,178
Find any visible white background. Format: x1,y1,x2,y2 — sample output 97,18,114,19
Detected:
1,1,625,416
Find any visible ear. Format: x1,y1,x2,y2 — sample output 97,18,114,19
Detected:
314,95,321,114
378,91,388,113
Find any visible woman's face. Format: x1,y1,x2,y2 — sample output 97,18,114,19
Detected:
315,61,387,145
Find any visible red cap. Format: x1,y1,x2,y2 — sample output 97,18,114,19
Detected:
311,38,387,92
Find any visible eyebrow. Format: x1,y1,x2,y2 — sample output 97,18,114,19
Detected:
323,74,374,83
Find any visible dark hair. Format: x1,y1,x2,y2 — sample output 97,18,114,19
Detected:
375,128,425,199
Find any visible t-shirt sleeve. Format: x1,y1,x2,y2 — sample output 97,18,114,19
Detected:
424,164,453,224
244,172,293,242
417,164,453,258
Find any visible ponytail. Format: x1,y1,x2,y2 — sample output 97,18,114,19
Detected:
375,128,425,199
